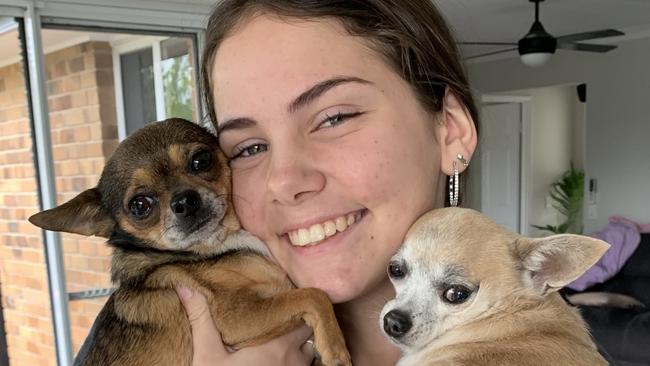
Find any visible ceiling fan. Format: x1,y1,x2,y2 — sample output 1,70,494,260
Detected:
459,0,625,67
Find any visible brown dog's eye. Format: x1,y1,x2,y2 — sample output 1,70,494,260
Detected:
129,195,155,219
442,285,472,305
388,261,407,279
190,150,213,172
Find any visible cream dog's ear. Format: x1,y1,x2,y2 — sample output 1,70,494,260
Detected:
513,234,609,296
29,188,115,238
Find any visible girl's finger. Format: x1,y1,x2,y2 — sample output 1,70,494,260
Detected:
176,286,229,364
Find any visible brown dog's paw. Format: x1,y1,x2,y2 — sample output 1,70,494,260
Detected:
318,353,352,366
313,326,352,366
315,341,352,366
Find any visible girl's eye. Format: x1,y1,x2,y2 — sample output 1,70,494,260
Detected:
317,111,364,130
232,143,268,160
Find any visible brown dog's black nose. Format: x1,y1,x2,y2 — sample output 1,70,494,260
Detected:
171,190,202,218
383,309,412,338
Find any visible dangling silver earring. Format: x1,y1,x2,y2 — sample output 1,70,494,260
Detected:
449,154,469,207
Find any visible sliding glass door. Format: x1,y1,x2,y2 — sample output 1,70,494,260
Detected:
0,3,206,365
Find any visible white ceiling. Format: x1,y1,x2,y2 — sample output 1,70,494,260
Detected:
0,26,145,68
434,0,650,61
2,0,650,65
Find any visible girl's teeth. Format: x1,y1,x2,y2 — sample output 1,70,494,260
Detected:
288,213,361,247
347,214,356,225
298,228,310,246
323,221,337,237
309,224,325,242
335,217,348,232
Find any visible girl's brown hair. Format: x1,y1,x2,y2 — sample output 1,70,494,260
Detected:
201,0,478,206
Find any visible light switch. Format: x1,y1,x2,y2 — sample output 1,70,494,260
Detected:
587,204,598,219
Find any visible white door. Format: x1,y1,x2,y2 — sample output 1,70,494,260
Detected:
478,102,522,232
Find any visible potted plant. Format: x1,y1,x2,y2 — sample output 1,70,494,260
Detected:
532,164,585,234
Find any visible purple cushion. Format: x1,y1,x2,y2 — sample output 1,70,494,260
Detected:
567,219,641,291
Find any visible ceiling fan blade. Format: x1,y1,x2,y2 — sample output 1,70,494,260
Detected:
558,43,617,53
458,42,517,46
463,47,518,60
556,29,624,44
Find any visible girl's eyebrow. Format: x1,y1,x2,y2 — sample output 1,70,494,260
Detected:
287,76,372,113
217,76,372,135
217,117,256,135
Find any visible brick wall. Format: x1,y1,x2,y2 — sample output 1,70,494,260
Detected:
0,41,118,366
0,59,52,366
47,41,118,357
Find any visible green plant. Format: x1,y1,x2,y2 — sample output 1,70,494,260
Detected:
163,55,193,121
532,164,585,234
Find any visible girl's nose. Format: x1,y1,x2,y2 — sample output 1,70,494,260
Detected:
266,150,326,205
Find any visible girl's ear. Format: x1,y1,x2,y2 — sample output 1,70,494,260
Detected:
437,88,478,175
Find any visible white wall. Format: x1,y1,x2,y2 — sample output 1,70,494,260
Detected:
517,86,581,235
476,86,583,236
467,37,650,232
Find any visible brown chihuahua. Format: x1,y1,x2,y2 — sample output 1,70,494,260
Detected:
29,118,351,366
381,208,609,366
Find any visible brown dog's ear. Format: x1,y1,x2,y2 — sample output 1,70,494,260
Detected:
28,188,115,238
514,234,609,296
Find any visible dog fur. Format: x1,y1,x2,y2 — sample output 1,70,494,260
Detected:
380,207,609,366
29,118,350,366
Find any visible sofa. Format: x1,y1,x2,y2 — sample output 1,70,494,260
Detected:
564,232,650,366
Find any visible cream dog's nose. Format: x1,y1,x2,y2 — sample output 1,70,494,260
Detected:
383,309,412,338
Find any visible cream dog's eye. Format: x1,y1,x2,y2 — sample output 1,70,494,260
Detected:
388,261,407,279
442,285,471,304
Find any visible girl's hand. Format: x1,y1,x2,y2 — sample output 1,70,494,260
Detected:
175,286,316,366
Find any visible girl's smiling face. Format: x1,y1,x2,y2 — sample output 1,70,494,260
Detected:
213,15,447,303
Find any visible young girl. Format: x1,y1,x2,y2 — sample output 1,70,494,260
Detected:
176,1,478,365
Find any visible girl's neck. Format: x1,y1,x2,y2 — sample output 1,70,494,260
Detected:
335,279,401,366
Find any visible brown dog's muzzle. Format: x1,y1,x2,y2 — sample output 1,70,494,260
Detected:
170,189,212,233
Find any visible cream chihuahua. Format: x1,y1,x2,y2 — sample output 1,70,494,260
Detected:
381,207,609,366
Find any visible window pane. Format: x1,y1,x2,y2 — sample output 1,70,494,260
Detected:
1,17,201,364
42,28,118,355
37,27,200,356
121,48,155,135
0,16,54,365
160,37,196,121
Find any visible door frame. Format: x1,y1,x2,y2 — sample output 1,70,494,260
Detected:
479,94,532,235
